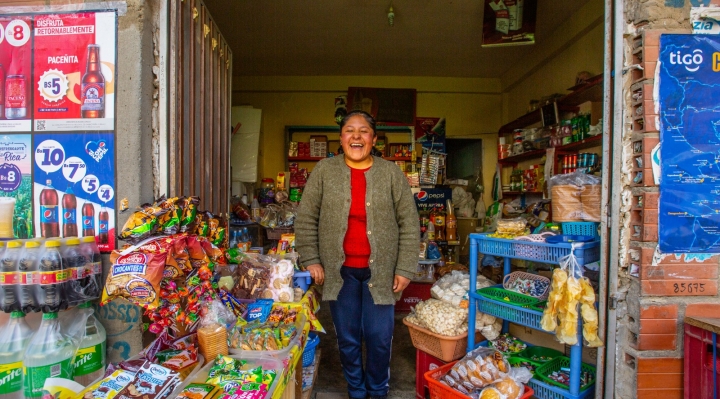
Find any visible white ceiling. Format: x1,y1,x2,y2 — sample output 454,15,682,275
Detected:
202,0,594,78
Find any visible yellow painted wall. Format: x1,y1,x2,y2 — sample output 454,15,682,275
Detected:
232,76,503,204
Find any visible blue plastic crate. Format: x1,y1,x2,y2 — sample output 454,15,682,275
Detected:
475,287,544,331
293,271,312,293
474,234,599,266
561,222,599,238
528,377,595,399
302,332,320,367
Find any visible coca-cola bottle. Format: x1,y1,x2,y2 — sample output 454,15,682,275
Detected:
81,202,95,237
98,207,108,244
81,44,105,118
62,187,77,237
39,180,59,238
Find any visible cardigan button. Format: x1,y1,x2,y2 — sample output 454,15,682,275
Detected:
367,231,371,235
366,202,370,206
369,259,374,263
368,283,373,288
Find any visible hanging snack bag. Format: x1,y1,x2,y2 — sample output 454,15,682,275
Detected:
101,250,167,310
157,196,183,235
118,207,159,243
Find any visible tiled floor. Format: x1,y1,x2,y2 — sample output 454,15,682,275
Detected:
310,305,416,399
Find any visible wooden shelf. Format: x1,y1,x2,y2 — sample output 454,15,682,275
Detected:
498,75,604,134
385,156,413,161
498,149,546,165
498,135,602,166
502,191,543,195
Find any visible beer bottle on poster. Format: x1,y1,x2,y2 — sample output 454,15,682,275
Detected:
39,180,59,238
81,202,95,237
80,44,105,118
98,207,108,244
5,75,26,120
0,64,5,119
62,187,77,237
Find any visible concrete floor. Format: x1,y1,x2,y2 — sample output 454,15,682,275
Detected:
310,304,417,399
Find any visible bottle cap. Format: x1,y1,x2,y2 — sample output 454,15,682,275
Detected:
25,241,39,248
42,312,58,319
77,302,92,309
6,241,20,249
81,236,96,243
44,240,61,248
66,238,80,246
10,311,24,318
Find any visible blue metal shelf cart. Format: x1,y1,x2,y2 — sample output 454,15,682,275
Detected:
468,233,600,399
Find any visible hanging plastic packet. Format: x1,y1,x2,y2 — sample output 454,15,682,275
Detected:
180,196,200,232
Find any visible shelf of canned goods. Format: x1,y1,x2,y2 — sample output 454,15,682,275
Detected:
467,233,601,399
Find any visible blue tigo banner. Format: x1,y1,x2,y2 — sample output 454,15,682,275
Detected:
659,34,720,252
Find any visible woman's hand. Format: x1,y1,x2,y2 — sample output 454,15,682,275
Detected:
393,274,411,293
306,264,325,285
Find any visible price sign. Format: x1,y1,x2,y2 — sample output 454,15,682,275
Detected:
38,70,69,103
0,164,21,192
81,174,99,194
4,19,30,47
62,156,86,183
98,184,114,203
35,140,65,174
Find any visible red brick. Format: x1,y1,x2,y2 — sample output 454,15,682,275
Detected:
631,222,658,240
642,30,662,47
643,191,659,209
637,372,683,389
632,61,657,83
641,265,719,280
633,334,677,351
639,319,678,334
657,254,720,266
644,46,659,63
637,357,683,373
641,304,678,319
630,246,654,267
637,389,683,399
641,280,718,296
685,303,720,318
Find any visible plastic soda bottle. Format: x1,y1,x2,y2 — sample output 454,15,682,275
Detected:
17,242,40,314
39,181,59,238
23,312,76,398
36,240,66,313
251,197,261,222
0,242,21,313
75,237,101,304
61,238,84,306
0,311,32,399
61,187,77,238
72,302,106,386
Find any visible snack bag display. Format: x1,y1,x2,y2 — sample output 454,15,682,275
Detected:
115,361,181,399
181,196,201,233
101,250,167,310
76,369,135,399
119,207,158,243
177,383,221,399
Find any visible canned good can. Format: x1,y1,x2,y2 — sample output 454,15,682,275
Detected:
5,75,26,119
579,153,588,168
572,154,578,169
589,153,598,168
289,187,303,202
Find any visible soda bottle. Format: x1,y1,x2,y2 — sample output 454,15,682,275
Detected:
0,311,32,399
80,44,105,119
72,302,106,386
445,199,457,242
62,187,77,238
61,238,84,306
76,237,101,303
228,230,238,249
23,312,76,398
39,180,59,238
36,240,66,313
0,241,20,313
251,197,261,222
81,202,94,237
98,207,108,244
17,241,39,314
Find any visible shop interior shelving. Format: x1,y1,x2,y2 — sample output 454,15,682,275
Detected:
467,233,601,399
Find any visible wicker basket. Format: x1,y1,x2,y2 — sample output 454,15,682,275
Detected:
503,271,551,300
402,318,484,362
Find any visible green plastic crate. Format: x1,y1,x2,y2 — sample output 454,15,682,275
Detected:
535,356,597,392
529,301,547,312
507,356,542,374
517,346,563,363
477,286,541,307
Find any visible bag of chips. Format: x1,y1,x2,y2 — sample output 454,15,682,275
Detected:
101,250,167,310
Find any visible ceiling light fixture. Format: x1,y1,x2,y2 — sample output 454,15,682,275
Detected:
387,5,395,26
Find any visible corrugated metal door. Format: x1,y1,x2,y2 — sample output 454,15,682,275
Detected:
168,0,232,215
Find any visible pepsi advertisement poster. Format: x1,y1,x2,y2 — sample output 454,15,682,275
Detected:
33,132,115,251
413,188,452,211
0,134,32,238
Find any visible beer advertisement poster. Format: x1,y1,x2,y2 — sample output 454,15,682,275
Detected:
415,117,446,153
0,15,33,133
481,0,537,47
33,133,115,252
32,12,116,132
0,134,32,239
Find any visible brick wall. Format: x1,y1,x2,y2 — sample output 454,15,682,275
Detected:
616,22,720,399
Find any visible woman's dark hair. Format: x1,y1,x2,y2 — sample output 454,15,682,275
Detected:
340,110,376,136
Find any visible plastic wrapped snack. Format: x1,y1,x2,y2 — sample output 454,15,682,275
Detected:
549,171,601,222
414,298,468,336
431,271,494,308
442,347,510,390
490,218,527,238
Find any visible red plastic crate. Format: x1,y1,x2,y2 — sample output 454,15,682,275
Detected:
397,281,433,312
416,349,447,399
684,323,720,399
425,361,535,399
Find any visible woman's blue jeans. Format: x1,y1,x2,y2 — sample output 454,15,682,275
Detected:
329,266,395,399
